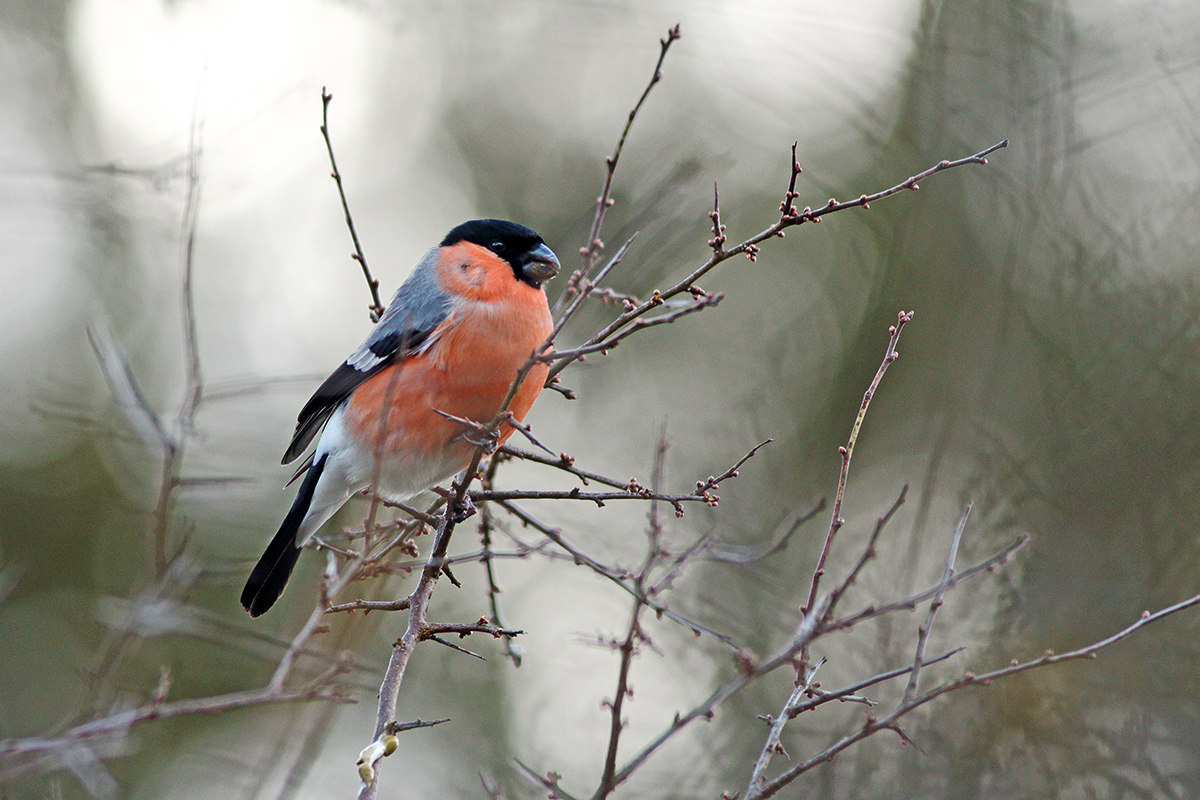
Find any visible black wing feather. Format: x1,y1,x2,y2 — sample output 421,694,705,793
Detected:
280,244,454,465
281,327,430,464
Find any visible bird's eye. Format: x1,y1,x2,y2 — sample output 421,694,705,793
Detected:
490,241,506,253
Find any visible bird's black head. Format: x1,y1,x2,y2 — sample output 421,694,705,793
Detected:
441,219,560,288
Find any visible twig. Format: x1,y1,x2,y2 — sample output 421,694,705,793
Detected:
498,444,637,491
549,140,1008,384
803,312,914,620
78,79,212,730
787,648,962,718
594,431,670,800
902,503,970,704
269,547,373,694
471,487,710,515
475,437,766,516
605,596,831,790
824,535,1030,634
496,500,733,644
695,439,773,494
359,446,487,800
515,759,586,800
178,80,205,442
0,673,347,761
419,620,523,640
746,659,821,794
823,484,907,611
355,719,451,786
321,87,384,321
541,293,723,365
326,597,411,614
558,23,682,317
478,454,524,665
151,80,207,577
746,592,1200,800
704,498,826,564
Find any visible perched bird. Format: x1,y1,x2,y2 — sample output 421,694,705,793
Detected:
241,219,560,617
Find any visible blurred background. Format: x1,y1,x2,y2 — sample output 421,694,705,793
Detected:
2,0,1200,798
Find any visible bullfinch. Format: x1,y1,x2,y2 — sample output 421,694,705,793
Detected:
241,219,560,617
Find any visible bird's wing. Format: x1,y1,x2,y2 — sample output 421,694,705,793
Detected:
281,248,452,465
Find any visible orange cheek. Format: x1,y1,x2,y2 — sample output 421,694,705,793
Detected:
457,263,488,293
435,242,521,303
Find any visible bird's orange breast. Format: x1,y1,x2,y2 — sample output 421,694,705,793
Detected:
344,274,552,466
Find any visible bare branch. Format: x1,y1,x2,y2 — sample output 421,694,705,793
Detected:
550,140,1008,384
515,759,586,800
825,535,1031,634
419,620,524,640
823,484,907,610
0,672,349,762
178,79,205,435
567,24,682,301
704,498,826,564
321,87,384,321
747,592,1200,800
902,503,971,705
496,500,734,644
746,657,823,795
804,312,914,621
609,595,831,790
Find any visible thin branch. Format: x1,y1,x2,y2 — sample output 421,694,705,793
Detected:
787,648,963,718
496,500,733,644
498,445,638,491
0,673,347,761
541,293,723,366
695,439,773,494
85,327,170,451
269,547,372,694
326,597,411,614
747,592,1200,800
419,620,523,640
515,759,586,800
479,453,524,665
595,431,670,800
823,484,907,611
321,87,384,321
359,446,486,800
746,658,822,795
151,79,206,577
77,80,213,729
476,437,767,516
550,141,1007,384
596,592,644,799
608,595,831,790
902,502,970,705
471,487,709,514
178,80,205,437
804,312,914,620
560,23,682,316
704,498,826,565
824,535,1030,634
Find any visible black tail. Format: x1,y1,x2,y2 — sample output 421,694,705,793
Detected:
241,454,328,617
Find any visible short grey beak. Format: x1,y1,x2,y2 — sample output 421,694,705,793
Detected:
521,242,560,286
